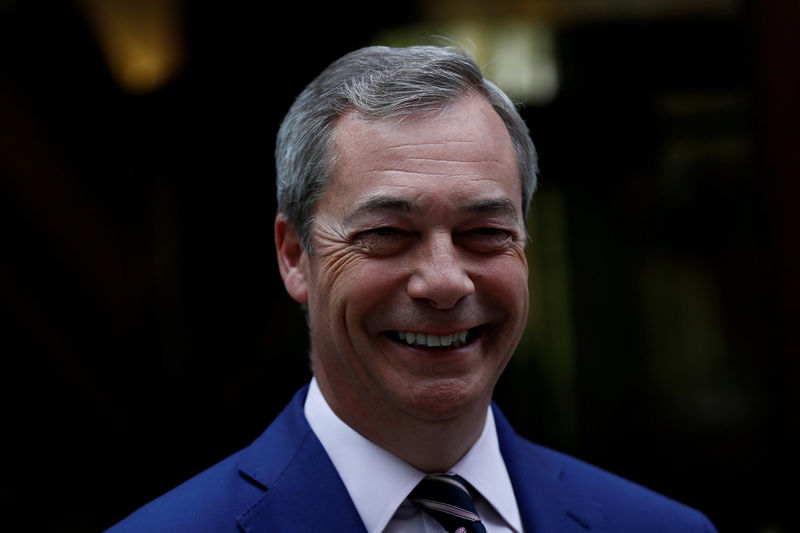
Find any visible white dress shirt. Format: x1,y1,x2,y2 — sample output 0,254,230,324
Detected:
304,378,524,533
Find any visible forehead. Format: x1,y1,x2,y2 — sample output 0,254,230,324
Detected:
326,94,521,212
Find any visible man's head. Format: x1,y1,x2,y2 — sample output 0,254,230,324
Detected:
275,45,538,252
274,46,537,458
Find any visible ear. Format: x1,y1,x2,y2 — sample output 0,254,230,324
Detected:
275,214,309,304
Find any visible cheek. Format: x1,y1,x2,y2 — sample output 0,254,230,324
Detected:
478,249,528,284
313,245,362,297
477,255,529,313
313,249,402,323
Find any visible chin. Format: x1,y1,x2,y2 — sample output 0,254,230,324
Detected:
396,377,490,422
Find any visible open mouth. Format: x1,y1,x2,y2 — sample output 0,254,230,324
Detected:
388,327,482,349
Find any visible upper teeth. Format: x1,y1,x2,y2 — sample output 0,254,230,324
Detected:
397,330,469,348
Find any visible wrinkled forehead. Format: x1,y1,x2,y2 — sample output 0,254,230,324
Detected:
331,94,516,176
319,94,523,221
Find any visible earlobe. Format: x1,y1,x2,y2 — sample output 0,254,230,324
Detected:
275,214,309,304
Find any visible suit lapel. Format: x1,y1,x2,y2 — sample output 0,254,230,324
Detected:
494,404,604,532
235,386,367,533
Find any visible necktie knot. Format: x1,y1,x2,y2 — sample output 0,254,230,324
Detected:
409,474,487,533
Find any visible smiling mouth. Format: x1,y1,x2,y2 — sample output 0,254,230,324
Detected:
391,327,481,349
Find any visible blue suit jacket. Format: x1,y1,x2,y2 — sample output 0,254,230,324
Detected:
108,385,716,532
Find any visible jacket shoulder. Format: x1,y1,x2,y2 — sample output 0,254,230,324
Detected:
519,438,717,532
492,404,715,532
105,449,260,533
106,386,313,533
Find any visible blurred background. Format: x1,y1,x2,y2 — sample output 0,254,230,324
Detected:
1,0,797,531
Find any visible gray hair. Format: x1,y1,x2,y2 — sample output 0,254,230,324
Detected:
275,45,538,251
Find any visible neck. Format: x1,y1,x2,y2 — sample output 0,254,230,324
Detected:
315,373,490,473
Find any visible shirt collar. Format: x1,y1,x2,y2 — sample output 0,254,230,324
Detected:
304,378,523,533
451,402,524,532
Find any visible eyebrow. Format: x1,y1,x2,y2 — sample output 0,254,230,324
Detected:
466,198,519,218
343,197,415,226
343,195,519,225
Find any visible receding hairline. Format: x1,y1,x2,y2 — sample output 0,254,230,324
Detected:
328,89,517,174
274,45,538,251
324,93,524,233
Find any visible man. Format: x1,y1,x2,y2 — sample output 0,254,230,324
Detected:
108,46,716,532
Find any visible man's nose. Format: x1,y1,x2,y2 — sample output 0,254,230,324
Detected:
406,234,475,309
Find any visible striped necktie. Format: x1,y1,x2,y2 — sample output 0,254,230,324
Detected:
409,474,487,533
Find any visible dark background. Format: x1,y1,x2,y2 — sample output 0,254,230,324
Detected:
2,1,797,531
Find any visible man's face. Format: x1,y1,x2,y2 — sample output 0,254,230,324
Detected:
282,93,529,428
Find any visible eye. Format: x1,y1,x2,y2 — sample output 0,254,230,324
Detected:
354,227,413,255
460,227,514,253
472,227,510,237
